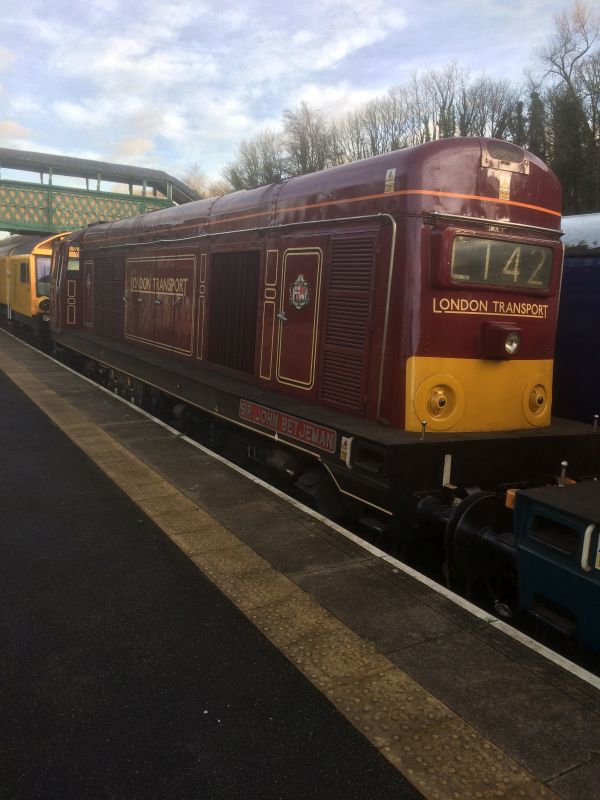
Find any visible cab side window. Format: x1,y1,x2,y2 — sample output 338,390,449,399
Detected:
20,262,29,284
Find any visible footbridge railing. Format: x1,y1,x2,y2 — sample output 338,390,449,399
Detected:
0,148,199,234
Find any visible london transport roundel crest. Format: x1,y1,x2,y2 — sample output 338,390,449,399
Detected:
289,274,310,309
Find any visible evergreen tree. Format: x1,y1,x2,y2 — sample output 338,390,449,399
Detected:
527,91,548,161
549,88,594,212
508,100,527,146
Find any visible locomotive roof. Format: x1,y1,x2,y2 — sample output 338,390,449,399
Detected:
518,480,600,525
0,232,66,256
0,234,46,256
66,137,562,249
562,213,600,253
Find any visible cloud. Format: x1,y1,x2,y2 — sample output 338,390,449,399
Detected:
53,101,103,128
8,96,43,115
0,120,31,141
0,47,14,71
111,136,155,161
289,82,380,117
0,0,571,179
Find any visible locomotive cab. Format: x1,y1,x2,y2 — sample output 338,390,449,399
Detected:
406,217,563,432
0,232,67,334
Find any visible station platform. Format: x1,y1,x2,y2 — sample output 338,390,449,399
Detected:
1,328,599,800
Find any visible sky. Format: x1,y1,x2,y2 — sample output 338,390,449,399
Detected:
0,0,574,183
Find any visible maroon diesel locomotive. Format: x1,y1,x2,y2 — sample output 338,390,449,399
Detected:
50,139,600,526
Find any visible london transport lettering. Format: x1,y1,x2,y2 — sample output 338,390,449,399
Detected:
239,399,337,454
433,297,549,318
130,275,189,294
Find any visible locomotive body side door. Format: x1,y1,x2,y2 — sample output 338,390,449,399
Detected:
65,253,80,327
49,244,64,330
257,247,279,385
275,238,327,398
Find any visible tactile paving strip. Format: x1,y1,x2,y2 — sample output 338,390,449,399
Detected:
0,341,560,800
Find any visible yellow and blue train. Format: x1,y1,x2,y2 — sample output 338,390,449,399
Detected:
0,233,66,337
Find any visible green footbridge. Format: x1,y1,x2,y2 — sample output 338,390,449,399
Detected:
0,148,199,235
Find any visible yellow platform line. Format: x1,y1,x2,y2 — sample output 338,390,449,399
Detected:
0,346,559,800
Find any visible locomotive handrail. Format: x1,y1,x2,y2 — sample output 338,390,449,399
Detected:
75,212,392,249
581,523,596,573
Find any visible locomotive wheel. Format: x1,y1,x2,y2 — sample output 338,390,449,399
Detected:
444,492,514,586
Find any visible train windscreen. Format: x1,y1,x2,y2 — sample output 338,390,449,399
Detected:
36,256,52,297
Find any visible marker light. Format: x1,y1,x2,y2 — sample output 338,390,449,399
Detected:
504,332,521,355
480,322,523,359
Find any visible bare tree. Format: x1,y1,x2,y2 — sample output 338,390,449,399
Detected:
404,72,434,144
334,109,371,163
223,129,287,191
385,85,412,150
333,85,411,162
466,77,519,139
402,65,464,144
535,1,600,210
429,63,464,138
180,163,230,198
282,102,336,175
457,81,480,137
180,163,208,195
538,0,599,91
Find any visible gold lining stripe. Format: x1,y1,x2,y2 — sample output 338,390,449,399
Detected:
259,300,276,381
